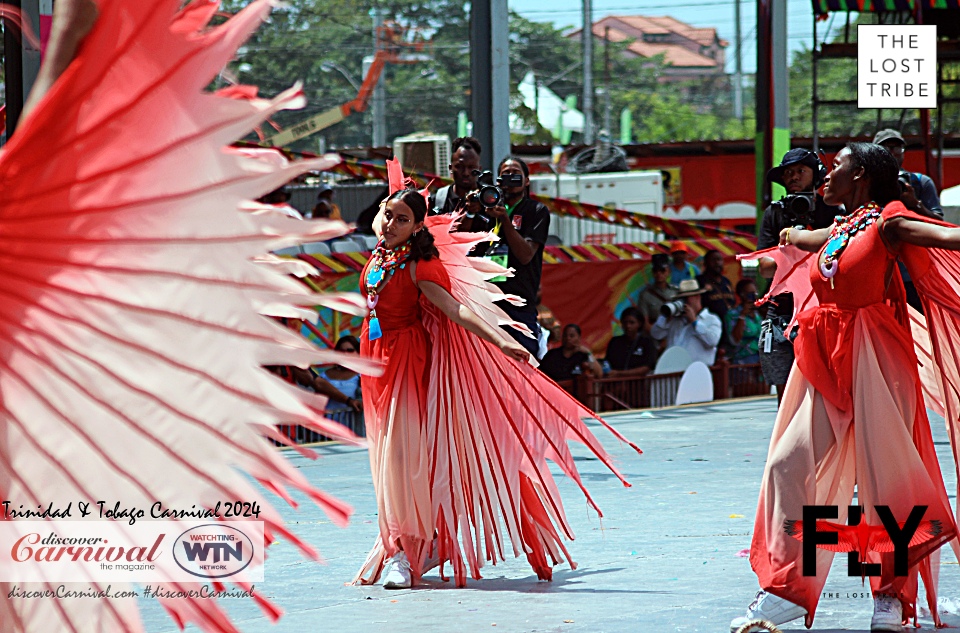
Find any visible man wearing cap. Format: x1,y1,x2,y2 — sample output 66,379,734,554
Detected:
668,241,700,286
756,148,839,403
635,253,680,326
650,278,722,366
874,128,942,220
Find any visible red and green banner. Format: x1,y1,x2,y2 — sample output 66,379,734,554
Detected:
531,194,754,239
323,157,752,240
812,0,959,14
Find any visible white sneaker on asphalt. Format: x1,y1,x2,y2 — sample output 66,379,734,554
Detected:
730,590,806,633
382,552,411,589
871,594,903,632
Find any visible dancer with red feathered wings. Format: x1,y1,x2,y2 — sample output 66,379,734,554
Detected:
352,159,642,589
731,143,960,631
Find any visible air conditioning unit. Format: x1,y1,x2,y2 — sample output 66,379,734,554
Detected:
392,133,450,177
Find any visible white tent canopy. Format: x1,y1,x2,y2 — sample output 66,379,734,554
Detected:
942,183,960,207
517,71,584,135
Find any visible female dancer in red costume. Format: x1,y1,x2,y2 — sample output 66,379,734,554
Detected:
730,143,960,632
353,174,641,589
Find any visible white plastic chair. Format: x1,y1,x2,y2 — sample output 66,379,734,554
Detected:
272,246,303,257
675,361,714,405
648,346,694,407
363,235,380,250
653,346,693,374
302,242,332,256
331,239,362,253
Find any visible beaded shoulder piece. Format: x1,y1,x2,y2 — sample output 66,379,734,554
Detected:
365,239,412,340
819,202,881,280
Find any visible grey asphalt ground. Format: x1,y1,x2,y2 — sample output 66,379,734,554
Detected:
140,396,960,633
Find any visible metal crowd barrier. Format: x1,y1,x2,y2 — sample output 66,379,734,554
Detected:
273,363,769,445
275,409,365,445
557,361,769,413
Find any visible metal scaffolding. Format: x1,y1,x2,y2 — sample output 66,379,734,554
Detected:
809,0,960,189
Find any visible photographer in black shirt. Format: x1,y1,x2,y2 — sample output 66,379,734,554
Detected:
757,149,840,403
479,157,551,357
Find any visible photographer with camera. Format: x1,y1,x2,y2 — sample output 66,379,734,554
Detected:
757,149,840,403
429,136,483,226
471,156,551,358
874,129,942,220
874,129,943,313
650,278,722,366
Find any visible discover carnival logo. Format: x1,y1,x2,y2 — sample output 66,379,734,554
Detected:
0,521,264,583
173,524,255,579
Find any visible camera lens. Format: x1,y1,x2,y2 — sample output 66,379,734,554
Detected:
660,300,685,318
479,185,502,208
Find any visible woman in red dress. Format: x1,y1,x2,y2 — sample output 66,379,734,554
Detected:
731,143,960,632
353,183,640,589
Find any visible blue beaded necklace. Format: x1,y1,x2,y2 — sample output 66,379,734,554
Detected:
819,201,881,281
365,238,412,341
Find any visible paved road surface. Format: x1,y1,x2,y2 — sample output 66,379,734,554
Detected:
140,397,960,632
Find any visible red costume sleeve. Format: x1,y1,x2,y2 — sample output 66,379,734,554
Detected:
885,204,960,561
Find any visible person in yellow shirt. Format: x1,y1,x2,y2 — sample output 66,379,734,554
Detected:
313,183,342,220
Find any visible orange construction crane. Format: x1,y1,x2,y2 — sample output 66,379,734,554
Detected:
262,23,428,148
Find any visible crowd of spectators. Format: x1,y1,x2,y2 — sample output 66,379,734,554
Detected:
279,128,945,412
542,127,945,399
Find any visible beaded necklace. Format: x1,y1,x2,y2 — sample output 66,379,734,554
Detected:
819,201,881,281
365,238,412,341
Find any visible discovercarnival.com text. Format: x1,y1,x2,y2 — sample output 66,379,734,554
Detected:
7,585,256,600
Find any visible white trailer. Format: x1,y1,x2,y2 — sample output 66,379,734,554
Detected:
529,171,664,246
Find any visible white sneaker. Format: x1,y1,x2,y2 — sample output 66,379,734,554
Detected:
730,590,806,633
382,552,411,589
871,594,903,632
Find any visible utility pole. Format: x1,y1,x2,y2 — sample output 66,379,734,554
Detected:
733,0,743,120
470,0,510,171
371,7,386,148
582,0,594,145
3,0,42,139
756,0,790,217
603,26,612,134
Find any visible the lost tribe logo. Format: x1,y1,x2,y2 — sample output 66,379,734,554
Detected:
173,524,255,579
784,505,942,578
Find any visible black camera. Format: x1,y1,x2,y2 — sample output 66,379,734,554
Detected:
771,192,816,227
660,300,685,319
898,169,914,192
473,170,524,208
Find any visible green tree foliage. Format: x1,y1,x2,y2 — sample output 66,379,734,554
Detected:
221,0,470,151
221,0,750,150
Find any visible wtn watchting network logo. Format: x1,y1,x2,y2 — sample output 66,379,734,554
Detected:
173,524,255,579
786,505,942,579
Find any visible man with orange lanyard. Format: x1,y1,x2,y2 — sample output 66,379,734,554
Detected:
478,157,551,358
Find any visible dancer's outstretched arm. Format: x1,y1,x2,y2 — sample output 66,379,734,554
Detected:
778,225,834,252
419,279,530,363
884,216,960,250
21,0,98,119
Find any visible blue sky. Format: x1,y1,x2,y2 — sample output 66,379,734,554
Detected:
509,0,856,75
